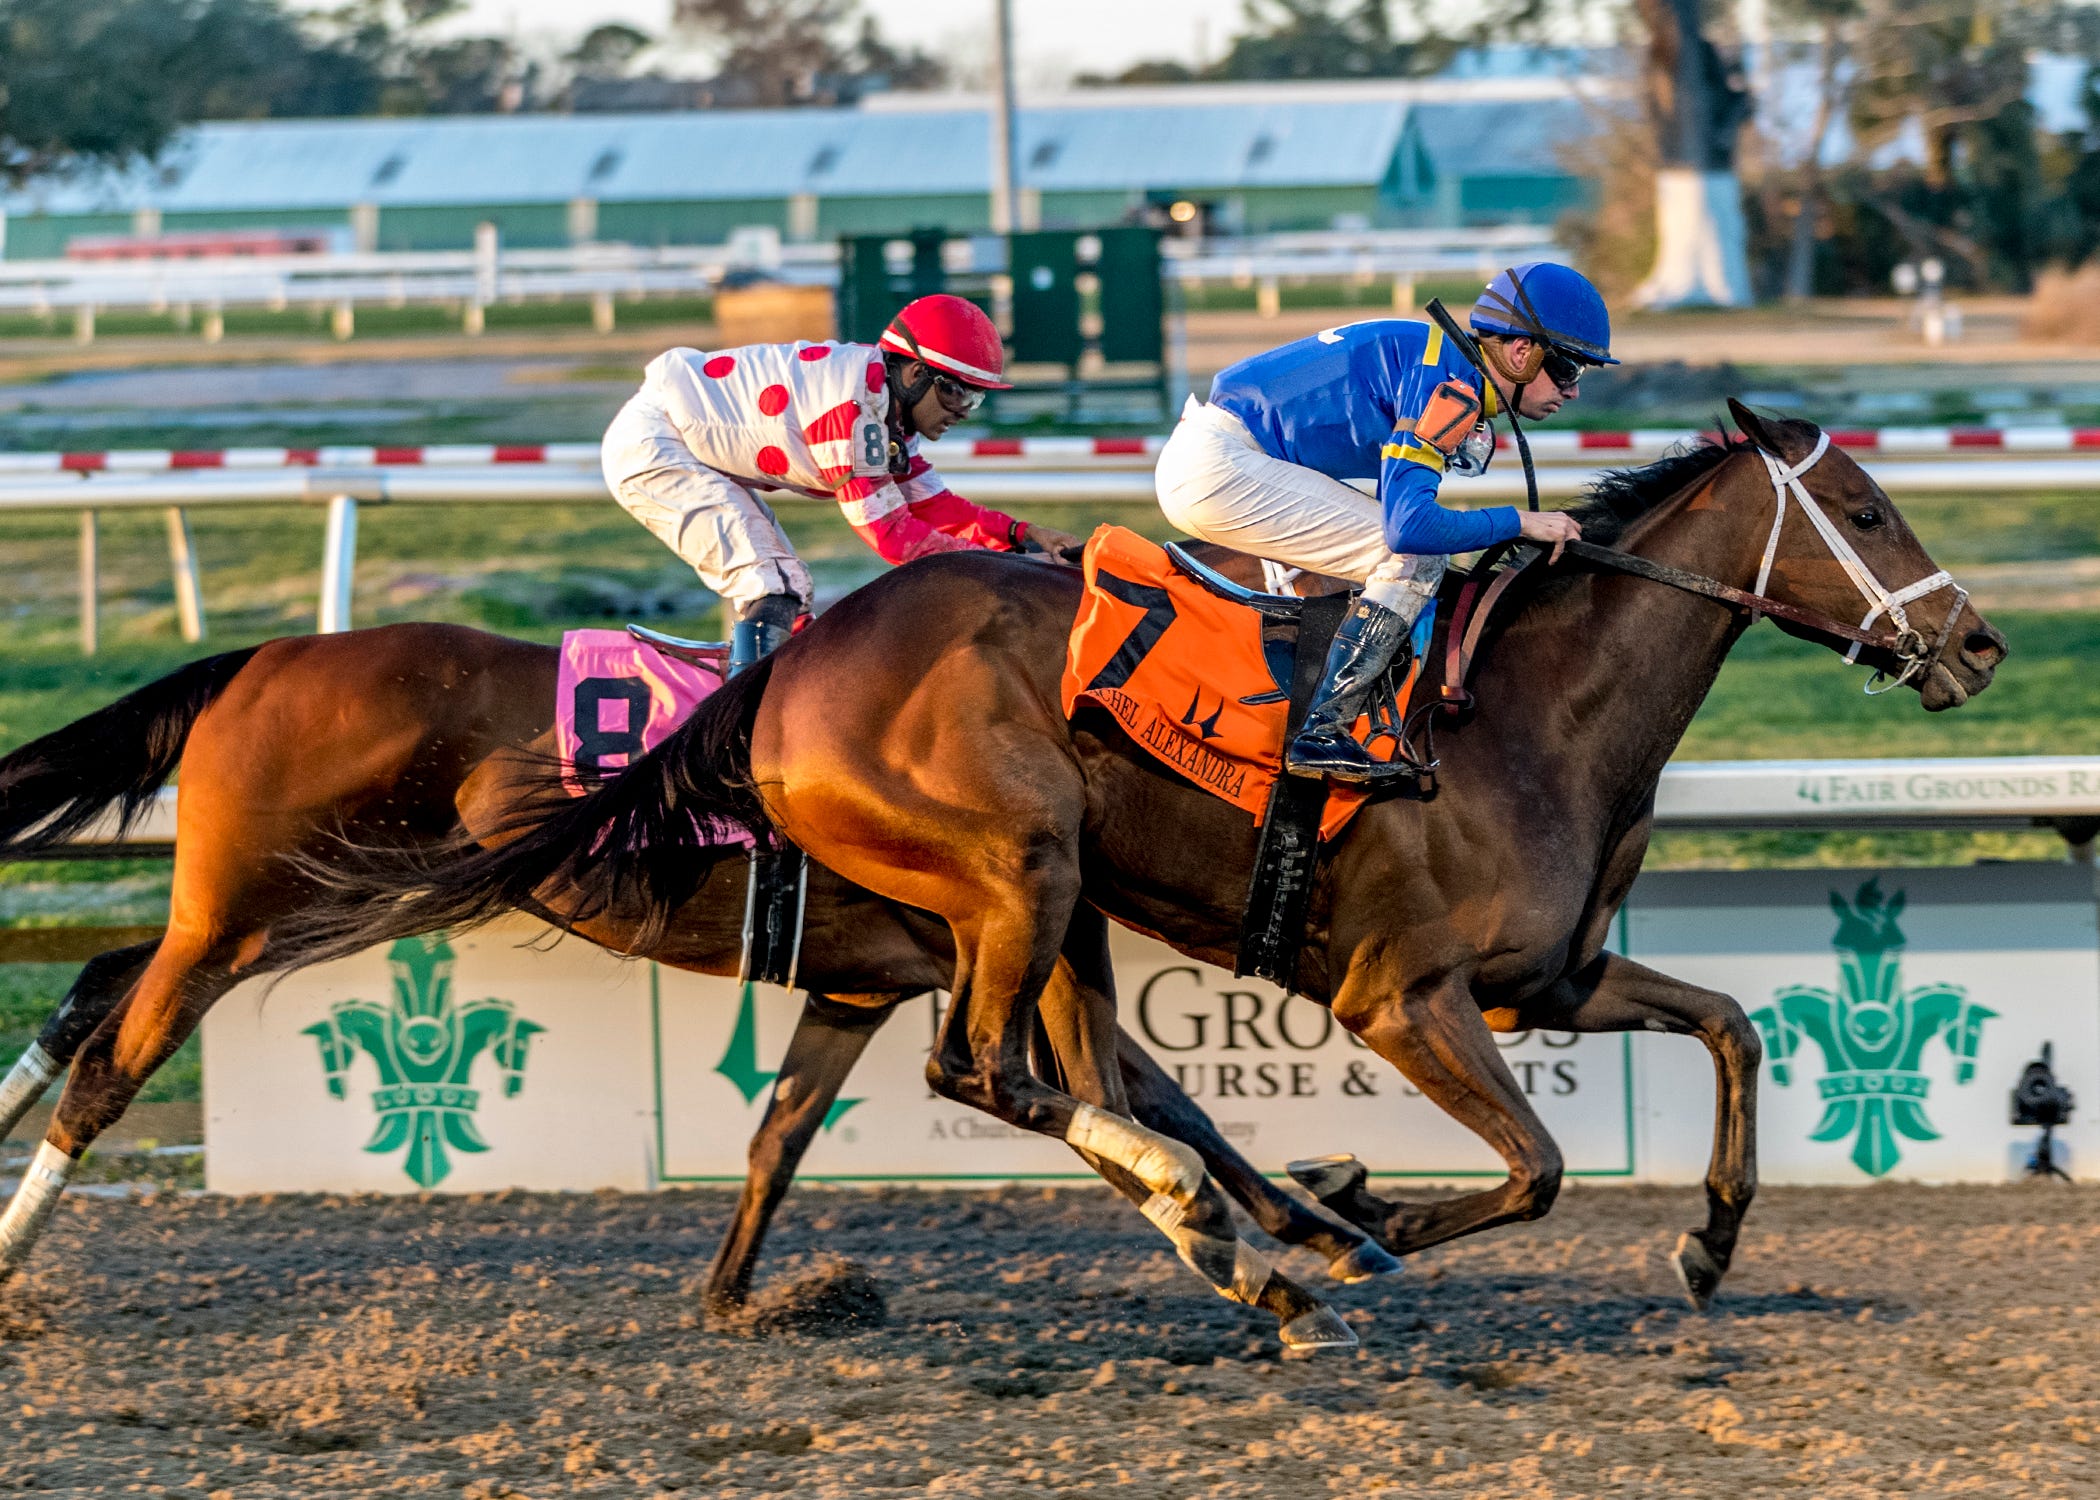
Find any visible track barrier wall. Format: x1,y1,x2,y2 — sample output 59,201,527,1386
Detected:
200,860,2100,1194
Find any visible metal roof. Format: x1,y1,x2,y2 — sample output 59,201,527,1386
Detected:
3,79,1594,216
1401,99,1604,179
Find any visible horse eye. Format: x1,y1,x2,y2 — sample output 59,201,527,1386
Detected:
1851,507,1883,531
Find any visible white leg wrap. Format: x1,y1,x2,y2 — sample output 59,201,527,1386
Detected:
1139,1191,1186,1234
1064,1104,1203,1202
1227,1239,1275,1304
0,1043,61,1142
0,1141,75,1277
1142,1188,1276,1306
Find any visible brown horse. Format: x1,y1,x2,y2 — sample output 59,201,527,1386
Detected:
292,404,2005,1346
0,553,1393,1313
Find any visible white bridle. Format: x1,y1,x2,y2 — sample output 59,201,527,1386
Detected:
1751,434,1969,694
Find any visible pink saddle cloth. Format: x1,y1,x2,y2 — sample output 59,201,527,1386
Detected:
555,629,724,797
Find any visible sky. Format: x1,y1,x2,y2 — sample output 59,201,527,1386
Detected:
446,0,1235,88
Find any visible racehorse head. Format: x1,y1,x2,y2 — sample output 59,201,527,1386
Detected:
1723,399,2006,712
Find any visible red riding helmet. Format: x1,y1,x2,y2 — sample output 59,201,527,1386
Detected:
878,293,1013,390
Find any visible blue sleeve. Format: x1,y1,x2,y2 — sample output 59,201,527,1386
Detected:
1376,354,1520,555
1379,464,1522,553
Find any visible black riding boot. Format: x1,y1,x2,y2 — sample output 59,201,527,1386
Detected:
727,593,798,676
1284,595,1415,785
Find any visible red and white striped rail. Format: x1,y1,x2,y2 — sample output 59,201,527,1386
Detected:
6,428,2100,476
0,435,1166,476
0,443,604,475
1510,426,2100,459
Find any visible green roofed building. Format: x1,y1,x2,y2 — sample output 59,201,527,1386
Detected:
0,78,1605,259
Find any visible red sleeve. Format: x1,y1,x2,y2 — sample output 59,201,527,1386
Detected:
899,454,1023,551
834,475,981,564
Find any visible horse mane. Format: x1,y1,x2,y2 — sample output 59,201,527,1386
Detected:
1562,428,1759,548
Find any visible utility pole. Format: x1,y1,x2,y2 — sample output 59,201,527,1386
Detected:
988,0,1021,234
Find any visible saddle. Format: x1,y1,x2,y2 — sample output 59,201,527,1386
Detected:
1061,528,1536,990
550,625,807,988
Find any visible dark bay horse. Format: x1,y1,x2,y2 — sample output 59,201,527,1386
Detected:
0,555,1392,1314
297,403,2005,1346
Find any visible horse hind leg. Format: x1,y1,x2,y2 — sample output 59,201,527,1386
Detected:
1032,913,1354,1351
1114,1026,1401,1284
700,990,901,1320
0,932,239,1281
0,941,156,1143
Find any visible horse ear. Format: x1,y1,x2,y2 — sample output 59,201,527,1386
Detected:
1726,397,1787,455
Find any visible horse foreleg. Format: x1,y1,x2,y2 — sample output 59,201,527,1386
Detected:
0,941,155,1143
1033,910,1354,1351
1519,952,1760,1310
700,990,902,1319
1296,974,1565,1259
1,931,237,1281
1113,1029,1401,1284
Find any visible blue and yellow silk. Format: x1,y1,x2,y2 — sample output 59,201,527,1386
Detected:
1206,318,1521,555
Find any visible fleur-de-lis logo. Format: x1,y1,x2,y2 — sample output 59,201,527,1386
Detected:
713,983,863,1131
304,934,545,1189
1751,879,1995,1177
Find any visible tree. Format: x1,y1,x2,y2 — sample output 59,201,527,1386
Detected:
567,22,654,79
1754,0,2100,294
312,0,523,114
669,0,940,106
1631,0,1754,307
0,0,383,186
1210,0,1445,79
1079,0,1452,86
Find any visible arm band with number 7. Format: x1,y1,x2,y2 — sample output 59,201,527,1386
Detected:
1408,379,1484,455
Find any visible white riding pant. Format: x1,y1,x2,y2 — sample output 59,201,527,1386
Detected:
601,393,815,613
1155,397,1443,618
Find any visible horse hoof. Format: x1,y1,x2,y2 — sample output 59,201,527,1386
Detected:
1672,1232,1723,1312
1279,1304,1358,1353
1327,1240,1404,1284
1287,1154,1367,1200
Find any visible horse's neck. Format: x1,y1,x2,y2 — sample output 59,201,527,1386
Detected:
1483,464,1766,812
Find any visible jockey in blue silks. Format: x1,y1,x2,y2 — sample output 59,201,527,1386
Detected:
1154,262,1618,785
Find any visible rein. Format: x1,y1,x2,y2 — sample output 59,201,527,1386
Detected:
1510,433,1968,694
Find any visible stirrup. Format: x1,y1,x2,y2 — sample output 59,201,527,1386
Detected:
626,623,729,671
1285,730,1417,787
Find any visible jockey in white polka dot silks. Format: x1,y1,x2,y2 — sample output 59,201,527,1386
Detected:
1155,262,1616,785
602,293,1082,673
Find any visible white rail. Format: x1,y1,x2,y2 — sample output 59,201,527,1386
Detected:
6,451,2100,652
0,227,1558,337
11,427,2100,477
39,757,2100,855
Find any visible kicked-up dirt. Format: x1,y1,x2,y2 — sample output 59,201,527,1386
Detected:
0,1181,2094,1496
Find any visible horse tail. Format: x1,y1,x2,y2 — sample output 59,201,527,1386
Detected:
273,651,778,971
0,647,262,855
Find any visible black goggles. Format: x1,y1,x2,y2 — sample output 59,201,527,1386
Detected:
1539,347,1587,392
929,372,988,413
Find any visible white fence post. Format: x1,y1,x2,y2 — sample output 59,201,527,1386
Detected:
78,510,98,656
320,494,358,634
469,221,500,335
165,508,206,643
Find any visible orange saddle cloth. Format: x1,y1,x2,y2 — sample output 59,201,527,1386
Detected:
1059,526,1417,838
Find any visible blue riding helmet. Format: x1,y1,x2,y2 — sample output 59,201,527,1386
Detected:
1470,262,1619,367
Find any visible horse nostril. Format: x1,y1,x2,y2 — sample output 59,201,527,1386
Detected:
1962,630,2003,663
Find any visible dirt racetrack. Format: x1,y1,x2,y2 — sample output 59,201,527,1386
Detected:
0,1181,2094,1497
